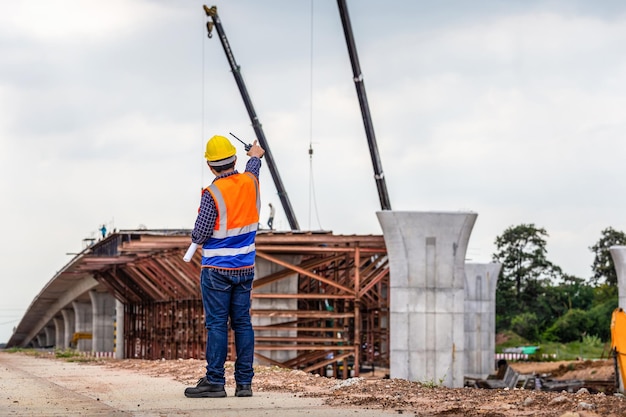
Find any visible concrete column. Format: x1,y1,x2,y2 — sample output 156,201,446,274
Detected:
53,317,65,349
115,299,125,359
377,211,477,388
44,326,55,348
464,262,501,378
61,308,75,349
252,255,301,364
35,334,44,348
72,301,93,351
89,291,116,353
610,246,626,309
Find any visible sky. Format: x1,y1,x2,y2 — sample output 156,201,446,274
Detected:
2,0,626,343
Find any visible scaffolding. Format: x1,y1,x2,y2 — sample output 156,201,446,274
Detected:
84,230,389,376
252,232,389,376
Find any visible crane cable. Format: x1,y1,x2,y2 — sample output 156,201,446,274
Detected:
200,12,207,190
308,0,324,231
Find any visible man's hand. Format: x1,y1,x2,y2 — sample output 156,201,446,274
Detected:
247,140,265,159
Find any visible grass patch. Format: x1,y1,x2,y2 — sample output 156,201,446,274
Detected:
54,349,82,359
3,347,43,356
3,347,101,362
53,349,101,363
496,331,610,361
420,377,445,388
4,347,29,353
538,341,607,360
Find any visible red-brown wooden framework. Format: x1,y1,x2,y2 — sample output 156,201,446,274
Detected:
80,230,389,377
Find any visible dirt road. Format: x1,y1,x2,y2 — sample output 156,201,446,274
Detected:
0,352,396,416
2,351,625,417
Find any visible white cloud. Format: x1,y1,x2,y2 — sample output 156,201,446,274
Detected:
3,0,626,343
0,0,172,41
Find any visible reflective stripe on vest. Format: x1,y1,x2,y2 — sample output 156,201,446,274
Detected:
202,243,256,258
202,172,260,269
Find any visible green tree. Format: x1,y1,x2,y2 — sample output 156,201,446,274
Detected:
589,227,626,286
542,308,592,343
492,224,562,330
531,274,594,336
493,224,561,299
592,283,618,306
510,312,539,341
587,298,618,341
543,274,594,313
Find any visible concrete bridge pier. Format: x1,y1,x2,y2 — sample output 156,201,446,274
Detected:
377,211,477,388
115,299,125,359
89,291,116,352
609,246,626,309
464,262,501,378
61,309,75,349
53,318,65,349
44,326,56,348
252,255,301,364
72,301,93,351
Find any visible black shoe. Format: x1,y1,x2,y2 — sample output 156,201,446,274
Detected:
235,384,253,397
184,377,227,398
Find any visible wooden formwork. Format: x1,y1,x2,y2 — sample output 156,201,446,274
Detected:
90,231,389,375
252,233,390,377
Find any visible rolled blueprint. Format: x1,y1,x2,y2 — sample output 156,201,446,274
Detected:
183,242,199,262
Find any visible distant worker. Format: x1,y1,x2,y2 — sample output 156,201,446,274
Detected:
184,135,265,399
100,224,107,238
267,203,275,230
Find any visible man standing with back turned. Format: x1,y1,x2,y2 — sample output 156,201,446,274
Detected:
185,134,265,398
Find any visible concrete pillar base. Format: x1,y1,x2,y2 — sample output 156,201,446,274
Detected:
377,210,477,388
115,300,125,359
61,309,75,349
44,326,55,348
72,301,93,352
89,291,116,352
53,318,65,350
609,246,626,309
252,255,301,364
464,262,501,378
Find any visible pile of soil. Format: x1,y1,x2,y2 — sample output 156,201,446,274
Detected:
96,357,626,417
510,359,616,381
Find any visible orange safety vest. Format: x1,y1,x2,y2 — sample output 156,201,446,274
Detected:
201,172,260,270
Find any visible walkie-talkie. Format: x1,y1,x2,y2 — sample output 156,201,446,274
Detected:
229,132,251,152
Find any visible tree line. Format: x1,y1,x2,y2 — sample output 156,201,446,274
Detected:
492,224,623,343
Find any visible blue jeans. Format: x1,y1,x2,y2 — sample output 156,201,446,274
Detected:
201,268,255,385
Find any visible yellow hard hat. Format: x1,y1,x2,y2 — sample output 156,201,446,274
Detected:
205,135,236,166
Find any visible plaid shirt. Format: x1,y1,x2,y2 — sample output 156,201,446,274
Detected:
191,157,261,276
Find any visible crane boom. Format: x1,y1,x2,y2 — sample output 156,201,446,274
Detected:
337,0,392,211
203,5,300,231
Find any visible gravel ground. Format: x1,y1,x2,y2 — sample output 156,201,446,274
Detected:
92,357,626,417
